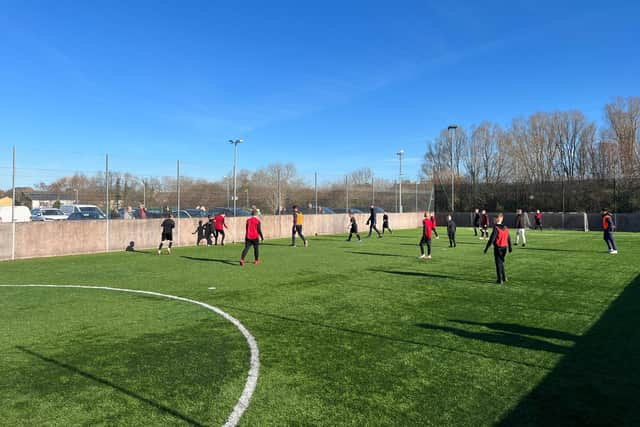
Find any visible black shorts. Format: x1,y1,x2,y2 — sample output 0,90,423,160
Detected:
350,226,358,233
162,232,173,241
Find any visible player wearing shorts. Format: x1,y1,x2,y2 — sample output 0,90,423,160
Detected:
347,212,362,242
158,214,175,255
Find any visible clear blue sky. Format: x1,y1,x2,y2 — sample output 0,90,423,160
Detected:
1,0,638,189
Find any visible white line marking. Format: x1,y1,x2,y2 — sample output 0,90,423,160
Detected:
209,287,217,290
0,284,259,427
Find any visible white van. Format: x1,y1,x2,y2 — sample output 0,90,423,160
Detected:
0,206,32,223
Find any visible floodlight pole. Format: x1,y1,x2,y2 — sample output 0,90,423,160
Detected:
397,150,404,213
314,172,318,215
11,146,16,260
105,154,110,253
448,125,458,212
229,139,243,217
177,159,181,245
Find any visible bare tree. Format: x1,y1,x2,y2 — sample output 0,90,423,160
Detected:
605,96,640,177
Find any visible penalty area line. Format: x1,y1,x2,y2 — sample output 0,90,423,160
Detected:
0,284,259,427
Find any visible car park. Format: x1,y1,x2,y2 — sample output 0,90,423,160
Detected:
66,211,106,220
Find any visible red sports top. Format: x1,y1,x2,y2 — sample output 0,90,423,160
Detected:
496,226,510,247
603,215,613,231
246,216,261,240
423,218,433,239
214,214,225,230
430,215,437,226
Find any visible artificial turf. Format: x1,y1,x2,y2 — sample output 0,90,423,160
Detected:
1,227,639,426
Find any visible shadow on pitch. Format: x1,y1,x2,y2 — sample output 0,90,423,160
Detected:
498,273,640,425
415,323,571,354
216,304,553,371
181,256,237,266
369,268,480,284
449,319,579,342
15,346,205,427
348,251,405,258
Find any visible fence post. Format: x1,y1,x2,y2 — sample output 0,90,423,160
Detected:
177,159,181,246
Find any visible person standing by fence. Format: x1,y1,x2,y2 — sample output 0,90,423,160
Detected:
157,213,175,255
347,212,362,242
601,208,618,254
534,210,543,231
480,210,490,239
382,212,392,234
214,212,228,246
473,208,480,236
515,209,526,247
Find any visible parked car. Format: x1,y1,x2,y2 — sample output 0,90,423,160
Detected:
60,204,106,216
171,210,192,218
332,208,364,214
0,206,32,223
301,206,336,214
31,208,68,221
185,208,209,218
66,211,106,220
208,207,252,217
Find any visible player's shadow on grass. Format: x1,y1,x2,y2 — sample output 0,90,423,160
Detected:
498,273,640,425
370,268,479,284
449,319,579,342
181,256,237,266
15,346,205,427
348,251,405,257
519,247,585,253
415,323,571,354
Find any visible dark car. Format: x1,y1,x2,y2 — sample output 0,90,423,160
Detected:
185,209,209,218
300,206,336,214
208,207,252,217
67,211,106,220
333,208,363,214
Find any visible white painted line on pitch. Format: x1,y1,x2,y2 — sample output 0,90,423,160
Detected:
0,284,259,427
209,287,217,290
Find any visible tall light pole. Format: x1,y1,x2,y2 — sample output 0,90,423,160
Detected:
228,139,243,216
397,149,404,213
448,125,458,212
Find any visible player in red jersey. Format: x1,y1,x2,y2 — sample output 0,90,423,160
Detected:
419,211,435,259
484,213,512,284
214,212,228,246
240,210,264,265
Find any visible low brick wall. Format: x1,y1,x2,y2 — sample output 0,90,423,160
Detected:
0,212,423,261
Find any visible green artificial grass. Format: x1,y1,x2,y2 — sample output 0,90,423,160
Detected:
1,228,639,426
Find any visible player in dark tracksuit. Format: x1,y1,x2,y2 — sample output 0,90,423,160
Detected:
366,205,382,238
291,205,307,247
205,216,214,246
347,213,362,242
447,215,456,248
158,214,175,255
382,213,392,234
473,208,480,236
484,213,512,284
240,210,264,265
601,209,618,254
192,220,206,246
419,212,434,259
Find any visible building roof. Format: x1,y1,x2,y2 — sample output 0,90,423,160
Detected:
21,191,75,201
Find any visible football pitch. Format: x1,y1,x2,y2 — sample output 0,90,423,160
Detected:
1,228,639,426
